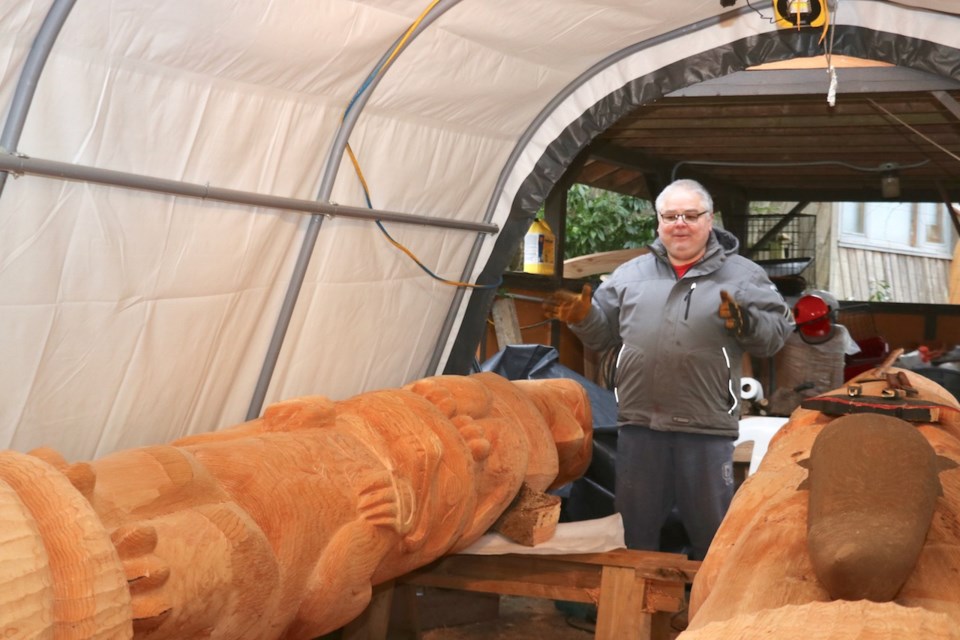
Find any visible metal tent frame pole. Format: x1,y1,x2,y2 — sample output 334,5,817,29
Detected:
245,0,468,419
0,152,496,234
0,0,481,421
0,0,78,196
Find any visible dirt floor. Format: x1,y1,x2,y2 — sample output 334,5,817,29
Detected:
419,594,686,640
420,596,592,640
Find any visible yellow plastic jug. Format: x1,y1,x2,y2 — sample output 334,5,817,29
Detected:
522,219,555,275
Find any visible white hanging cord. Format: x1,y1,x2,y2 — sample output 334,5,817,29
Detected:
824,0,839,107
826,67,837,107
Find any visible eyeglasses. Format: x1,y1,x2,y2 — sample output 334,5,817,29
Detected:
658,210,710,224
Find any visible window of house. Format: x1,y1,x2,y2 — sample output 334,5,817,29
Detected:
838,202,956,258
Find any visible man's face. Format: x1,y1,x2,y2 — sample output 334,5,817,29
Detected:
657,188,713,265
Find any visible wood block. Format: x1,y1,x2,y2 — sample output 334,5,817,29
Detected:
491,483,561,546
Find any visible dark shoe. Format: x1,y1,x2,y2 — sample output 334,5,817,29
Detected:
670,606,689,632
565,615,596,633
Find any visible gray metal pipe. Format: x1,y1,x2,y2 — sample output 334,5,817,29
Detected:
246,0,467,419
0,152,497,233
0,0,78,196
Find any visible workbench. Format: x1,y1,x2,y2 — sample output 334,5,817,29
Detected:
343,548,700,640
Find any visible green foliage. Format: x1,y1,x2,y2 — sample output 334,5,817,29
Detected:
868,279,892,302
563,184,657,258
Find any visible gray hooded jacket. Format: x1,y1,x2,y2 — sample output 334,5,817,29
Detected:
569,228,793,437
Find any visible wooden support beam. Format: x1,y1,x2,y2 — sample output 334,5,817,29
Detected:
369,549,701,640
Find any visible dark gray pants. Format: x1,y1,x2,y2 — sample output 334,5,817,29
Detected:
614,425,734,561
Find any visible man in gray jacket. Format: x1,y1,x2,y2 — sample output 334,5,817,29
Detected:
544,178,793,560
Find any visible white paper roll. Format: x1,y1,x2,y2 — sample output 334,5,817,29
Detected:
741,377,764,402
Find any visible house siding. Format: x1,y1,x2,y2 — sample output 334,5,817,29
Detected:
833,246,951,303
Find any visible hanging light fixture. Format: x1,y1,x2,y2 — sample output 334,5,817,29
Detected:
880,163,901,199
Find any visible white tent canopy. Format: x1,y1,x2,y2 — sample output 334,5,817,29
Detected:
1,0,958,461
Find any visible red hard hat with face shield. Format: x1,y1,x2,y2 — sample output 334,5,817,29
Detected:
793,293,835,344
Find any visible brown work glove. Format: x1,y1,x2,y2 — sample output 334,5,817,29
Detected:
543,284,593,324
719,290,751,337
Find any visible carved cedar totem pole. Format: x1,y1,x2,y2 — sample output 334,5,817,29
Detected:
680,367,960,639
0,372,593,639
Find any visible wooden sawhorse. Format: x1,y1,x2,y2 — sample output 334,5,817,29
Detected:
344,548,700,640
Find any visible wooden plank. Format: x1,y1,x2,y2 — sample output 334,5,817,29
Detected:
404,571,596,603
643,579,686,614
401,551,698,598
595,565,650,640
610,113,952,130
748,55,893,70
551,549,700,580
615,125,960,144
491,298,522,348
564,248,649,278
403,555,603,603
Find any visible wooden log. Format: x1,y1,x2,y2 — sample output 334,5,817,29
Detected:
683,368,960,639
0,372,594,640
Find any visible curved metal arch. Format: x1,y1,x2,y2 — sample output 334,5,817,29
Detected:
437,18,960,375
428,6,779,376
0,0,78,195
432,5,758,375
246,0,467,419
0,0,474,420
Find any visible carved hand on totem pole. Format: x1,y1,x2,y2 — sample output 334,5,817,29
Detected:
680,368,960,640
0,372,593,640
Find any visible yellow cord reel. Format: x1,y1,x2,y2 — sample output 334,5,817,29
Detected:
773,0,827,28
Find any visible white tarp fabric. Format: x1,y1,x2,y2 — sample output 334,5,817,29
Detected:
0,0,957,461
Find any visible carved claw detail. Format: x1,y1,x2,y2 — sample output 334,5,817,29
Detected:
355,470,402,532
111,523,173,631
131,601,173,635
452,415,491,462
125,556,171,594
111,523,159,556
